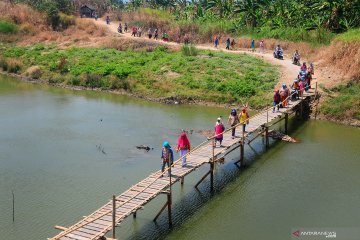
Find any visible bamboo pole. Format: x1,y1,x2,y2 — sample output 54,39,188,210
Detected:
12,191,14,222
112,195,116,239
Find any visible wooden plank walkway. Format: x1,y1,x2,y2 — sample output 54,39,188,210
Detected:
50,92,315,240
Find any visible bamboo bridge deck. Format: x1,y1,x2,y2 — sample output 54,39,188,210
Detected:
50,90,316,240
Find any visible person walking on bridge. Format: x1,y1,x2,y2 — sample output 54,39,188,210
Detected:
214,117,225,147
177,130,191,167
239,108,250,133
228,109,239,138
161,141,174,175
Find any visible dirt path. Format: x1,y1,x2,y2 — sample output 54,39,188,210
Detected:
96,20,312,88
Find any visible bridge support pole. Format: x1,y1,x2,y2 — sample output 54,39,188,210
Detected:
265,126,269,148
181,177,184,185
167,192,172,228
284,113,288,134
210,139,215,192
112,195,116,239
133,211,137,219
240,141,244,167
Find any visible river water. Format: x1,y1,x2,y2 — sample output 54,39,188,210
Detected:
0,75,359,240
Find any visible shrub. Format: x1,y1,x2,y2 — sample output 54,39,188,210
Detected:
19,23,38,35
181,44,198,56
0,57,8,71
6,58,22,73
81,73,102,88
0,20,18,34
59,13,75,30
25,66,42,79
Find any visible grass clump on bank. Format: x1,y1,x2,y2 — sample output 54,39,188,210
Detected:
0,21,18,34
320,82,360,121
1,44,278,107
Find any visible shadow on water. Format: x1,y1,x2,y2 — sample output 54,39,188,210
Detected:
120,115,308,240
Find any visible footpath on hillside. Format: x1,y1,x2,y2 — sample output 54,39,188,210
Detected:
95,19,307,88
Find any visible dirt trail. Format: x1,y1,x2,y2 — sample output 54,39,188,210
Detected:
96,20,311,88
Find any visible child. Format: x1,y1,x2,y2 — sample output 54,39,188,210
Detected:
214,117,225,147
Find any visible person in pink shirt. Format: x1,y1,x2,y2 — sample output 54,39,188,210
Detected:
299,80,305,98
214,117,225,147
177,130,191,167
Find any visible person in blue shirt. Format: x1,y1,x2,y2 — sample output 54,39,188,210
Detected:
161,141,174,174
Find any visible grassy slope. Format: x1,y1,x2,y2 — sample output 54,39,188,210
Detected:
0,44,278,108
320,82,360,121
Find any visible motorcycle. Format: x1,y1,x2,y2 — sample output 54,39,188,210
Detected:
273,49,284,59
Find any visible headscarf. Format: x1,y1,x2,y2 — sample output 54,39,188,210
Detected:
178,132,190,149
163,141,171,149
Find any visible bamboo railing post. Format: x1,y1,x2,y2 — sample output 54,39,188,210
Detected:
168,160,172,227
12,191,14,222
112,195,116,239
285,113,288,134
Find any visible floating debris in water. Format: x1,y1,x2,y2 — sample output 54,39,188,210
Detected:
136,145,153,152
268,130,298,143
96,144,107,154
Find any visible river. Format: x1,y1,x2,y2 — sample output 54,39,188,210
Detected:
0,75,359,240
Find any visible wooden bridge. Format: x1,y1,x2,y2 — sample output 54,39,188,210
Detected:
49,86,317,240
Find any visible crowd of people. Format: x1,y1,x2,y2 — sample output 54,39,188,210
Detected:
160,106,251,175
273,48,314,112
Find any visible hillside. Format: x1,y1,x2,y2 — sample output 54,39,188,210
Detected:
0,1,359,125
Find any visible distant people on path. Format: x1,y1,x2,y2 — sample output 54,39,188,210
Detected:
231,39,236,50
161,141,174,174
163,32,169,42
299,79,305,98
260,40,264,53
292,50,301,65
309,62,314,75
117,23,123,33
214,35,219,48
154,29,159,40
239,108,249,132
273,90,281,112
131,26,137,37
214,117,225,147
184,34,190,45
228,109,239,139
305,71,312,90
148,28,152,39
137,27,142,37
177,130,191,167
106,16,110,25
226,38,231,50
94,12,98,21
124,23,128,32
251,39,255,52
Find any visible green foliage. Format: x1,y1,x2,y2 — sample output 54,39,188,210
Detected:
320,82,360,120
181,44,198,56
335,28,360,42
58,13,75,30
0,45,279,107
0,21,18,34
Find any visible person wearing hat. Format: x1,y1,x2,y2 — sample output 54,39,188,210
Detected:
161,141,174,174
228,109,239,139
214,117,225,147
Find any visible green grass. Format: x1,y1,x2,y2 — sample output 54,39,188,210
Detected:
320,82,360,120
335,28,360,42
0,21,18,34
1,44,279,107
